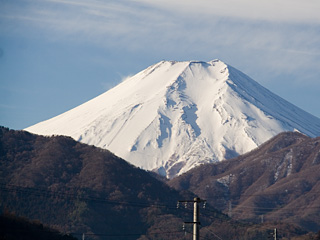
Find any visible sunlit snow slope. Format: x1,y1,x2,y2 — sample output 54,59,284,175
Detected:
26,60,320,178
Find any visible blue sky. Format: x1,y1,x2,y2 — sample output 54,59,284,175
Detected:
1,0,320,130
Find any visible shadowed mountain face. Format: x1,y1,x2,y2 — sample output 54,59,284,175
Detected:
169,132,320,231
0,212,77,240
0,127,188,239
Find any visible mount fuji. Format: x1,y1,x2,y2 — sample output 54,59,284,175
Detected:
25,60,320,178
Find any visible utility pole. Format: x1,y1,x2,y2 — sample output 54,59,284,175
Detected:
193,197,200,240
178,197,206,240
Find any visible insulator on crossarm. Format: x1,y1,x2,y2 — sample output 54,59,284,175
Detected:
177,202,180,208
183,223,186,236
203,202,206,209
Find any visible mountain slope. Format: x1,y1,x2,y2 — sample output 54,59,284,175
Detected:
168,132,320,231
0,127,187,238
25,60,320,178
1,127,317,239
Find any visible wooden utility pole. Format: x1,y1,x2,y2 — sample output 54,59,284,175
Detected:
193,197,200,240
178,197,206,240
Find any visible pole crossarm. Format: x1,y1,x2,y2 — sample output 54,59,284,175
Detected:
178,198,206,203
184,221,201,225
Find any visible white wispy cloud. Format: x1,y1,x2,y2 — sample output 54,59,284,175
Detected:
134,0,320,24
1,0,319,85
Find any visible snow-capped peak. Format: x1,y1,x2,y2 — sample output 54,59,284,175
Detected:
25,60,320,178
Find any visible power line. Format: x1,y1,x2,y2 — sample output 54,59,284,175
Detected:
184,229,214,240
202,189,320,198
0,183,180,210
3,183,320,214
224,204,320,212
71,229,185,238
0,183,203,238
2,183,319,237
202,228,224,240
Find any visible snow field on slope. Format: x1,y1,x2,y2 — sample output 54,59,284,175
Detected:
25,60,320,178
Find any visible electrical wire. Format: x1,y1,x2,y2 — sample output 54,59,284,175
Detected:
70,229,185,238
2,182,320,213
0,183,180,210
202,227,224,240
3,182,317,219
0,184,230,239
1,182,319,238
183,229,213,240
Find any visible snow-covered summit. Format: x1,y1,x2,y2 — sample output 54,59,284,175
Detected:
25,60,320,178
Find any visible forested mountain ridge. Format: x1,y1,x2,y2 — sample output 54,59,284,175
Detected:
1,127,318,239
0,126,188,239
169,131,320,232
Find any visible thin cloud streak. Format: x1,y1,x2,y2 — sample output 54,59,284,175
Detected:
135,0,320,24
1,1,320,85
